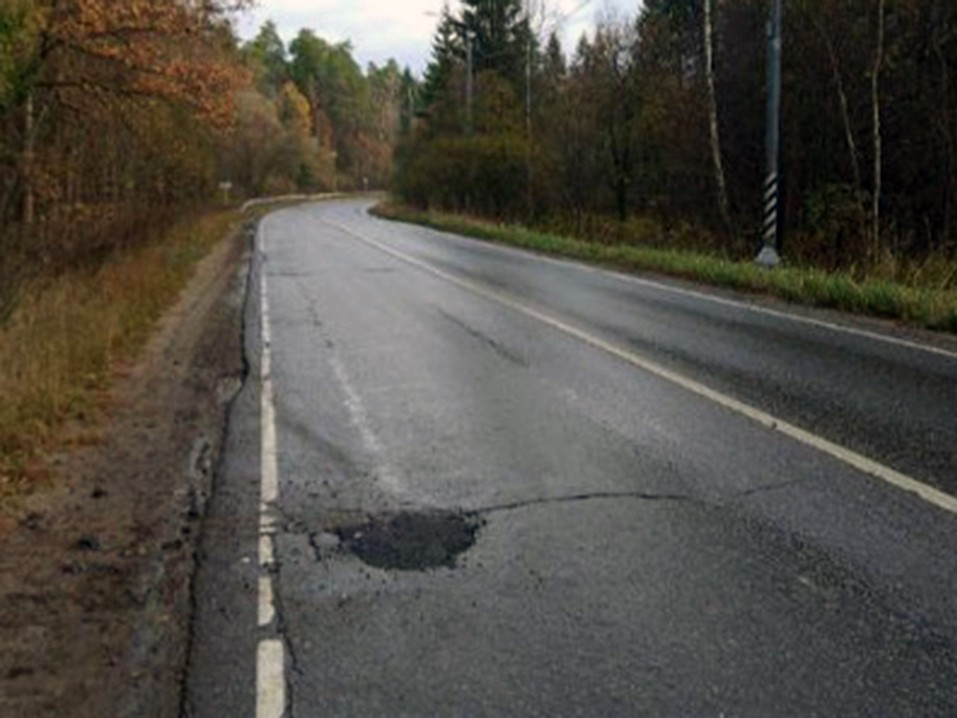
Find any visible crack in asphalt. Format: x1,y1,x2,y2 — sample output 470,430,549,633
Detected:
474,490,698,515
735,477,811,498
472,477,813,515
437,308,529,368
271,477,811,567
178,221,255,718
253,501,304,710
266,560,302,718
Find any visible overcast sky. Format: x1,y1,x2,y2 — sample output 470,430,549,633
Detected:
235,0,637,76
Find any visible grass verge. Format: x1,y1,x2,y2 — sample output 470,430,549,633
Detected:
371,202,957,335
0,209,243,500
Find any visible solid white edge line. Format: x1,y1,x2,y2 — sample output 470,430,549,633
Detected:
257,639,285,718
258,223,286,717
330,219,957,517
370,210,957,362
610,269,957,362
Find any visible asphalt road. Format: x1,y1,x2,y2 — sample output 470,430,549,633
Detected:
185,198,957,716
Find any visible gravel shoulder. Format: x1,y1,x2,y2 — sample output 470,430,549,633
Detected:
0,221,251,716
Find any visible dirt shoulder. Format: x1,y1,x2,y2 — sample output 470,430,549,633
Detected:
0,222,251,716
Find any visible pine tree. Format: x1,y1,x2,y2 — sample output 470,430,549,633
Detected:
422,4,461,107
457,0,528,88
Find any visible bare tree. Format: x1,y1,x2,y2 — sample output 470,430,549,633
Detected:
812,11,867,243
870,0,885,259
703,0,731,231
930,0,953,248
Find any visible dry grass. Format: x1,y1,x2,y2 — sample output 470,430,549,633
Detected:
0,209,241,498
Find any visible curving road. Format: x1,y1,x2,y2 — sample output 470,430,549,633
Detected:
185,198,957,716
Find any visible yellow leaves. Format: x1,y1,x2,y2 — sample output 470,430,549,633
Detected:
279,81,313,135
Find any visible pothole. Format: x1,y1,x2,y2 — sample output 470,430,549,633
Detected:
335,510,482,571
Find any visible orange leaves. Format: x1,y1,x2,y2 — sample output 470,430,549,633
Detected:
40,0,246,129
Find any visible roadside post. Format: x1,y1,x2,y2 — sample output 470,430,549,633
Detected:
756,0,783,268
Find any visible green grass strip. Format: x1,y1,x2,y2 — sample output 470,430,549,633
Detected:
371,203,957,334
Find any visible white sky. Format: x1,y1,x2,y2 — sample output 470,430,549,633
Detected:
235,0,638,75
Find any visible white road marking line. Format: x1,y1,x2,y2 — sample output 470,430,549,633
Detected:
256,640,286,718
258,576,276,627
260,508,279,534
330,219,957,517
261,274,279,506
260,534,275,568
258,224,287,717
606,268,957,362
375,212,957,362
327,349,404,494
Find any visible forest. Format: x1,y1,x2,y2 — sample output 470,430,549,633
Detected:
3,0,957,297
1,0,955,501
397,0,957,282
0,0,412,309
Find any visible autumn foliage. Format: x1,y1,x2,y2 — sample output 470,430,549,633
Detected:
235,23,412,195
0,0,254,313
0,4,413,315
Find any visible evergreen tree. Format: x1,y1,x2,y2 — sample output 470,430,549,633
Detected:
422,4,461,107
247,20,288,96
457,0,529,89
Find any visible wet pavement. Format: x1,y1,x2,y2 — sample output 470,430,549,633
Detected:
185,199,957,716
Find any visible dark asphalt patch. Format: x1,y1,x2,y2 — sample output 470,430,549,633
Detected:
335,510,482,571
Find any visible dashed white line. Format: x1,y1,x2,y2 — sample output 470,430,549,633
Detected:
258,576,276,627
330,219,957,518
327,350,404,495
259,534,275,568
256,640,286,718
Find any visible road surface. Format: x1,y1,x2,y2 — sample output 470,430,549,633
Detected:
185,198,957,716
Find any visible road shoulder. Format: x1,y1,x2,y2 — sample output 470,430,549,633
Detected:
0,221,251,716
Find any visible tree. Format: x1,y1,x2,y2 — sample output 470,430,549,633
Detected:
289,30,371,179
399,0,957,273
456,0,529,89
871,0,886,259
0,0,40,109
585,21,640,222
247,20,288,95
422,4,461,108
4,0,248,223
703,0,732,230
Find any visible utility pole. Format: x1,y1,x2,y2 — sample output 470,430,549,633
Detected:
756,0,782,268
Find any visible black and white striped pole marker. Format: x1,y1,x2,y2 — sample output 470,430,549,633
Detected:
756,0,783,268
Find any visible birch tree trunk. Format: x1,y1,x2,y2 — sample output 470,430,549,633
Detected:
704,0,732,231
870,0,885,260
